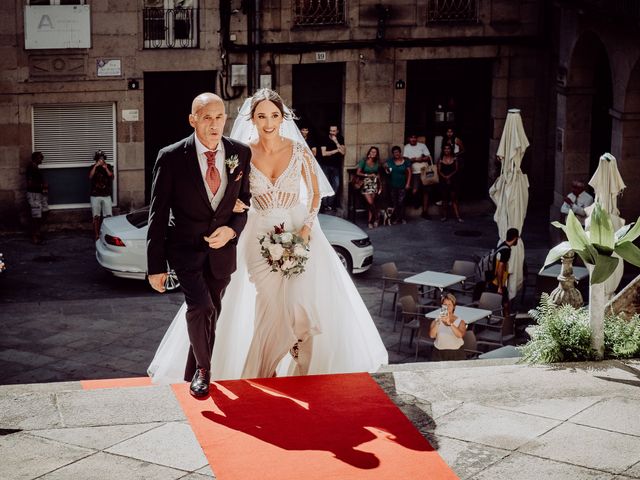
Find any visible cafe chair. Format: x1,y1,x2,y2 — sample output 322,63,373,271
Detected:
413,316,435,360
393,282,437,331
447,260,477,300
462,291,504,328
396,295,436,353
474,312,516,347
379,262,418,315
461,331,496,359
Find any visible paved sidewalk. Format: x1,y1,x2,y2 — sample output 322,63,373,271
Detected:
1,359,639,479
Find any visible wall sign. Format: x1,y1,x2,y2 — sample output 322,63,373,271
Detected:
97,59,122,77
24,5,91,50
122,109,139,122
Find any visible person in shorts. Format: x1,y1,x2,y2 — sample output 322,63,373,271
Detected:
89,150,114,240
487,228,520,320
26,151,49,244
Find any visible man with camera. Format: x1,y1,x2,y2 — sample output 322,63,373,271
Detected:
89,150,114,240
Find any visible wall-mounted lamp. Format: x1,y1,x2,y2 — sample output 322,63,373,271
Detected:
127,78,139,90
395,79,405,90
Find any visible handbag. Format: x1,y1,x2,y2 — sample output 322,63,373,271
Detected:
420,161,439,186
350,174,364,190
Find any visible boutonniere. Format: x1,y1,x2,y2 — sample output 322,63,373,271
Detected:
225,154,239,174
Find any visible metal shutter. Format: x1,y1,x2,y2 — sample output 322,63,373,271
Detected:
32,103,116,166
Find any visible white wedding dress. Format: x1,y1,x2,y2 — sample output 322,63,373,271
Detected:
148,120,388,383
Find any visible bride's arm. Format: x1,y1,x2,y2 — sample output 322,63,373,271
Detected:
300,148,321,243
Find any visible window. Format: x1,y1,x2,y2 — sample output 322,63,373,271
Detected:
28,1,85,4
427,0,478,24
32,103,117,208
143,0,199,49
292,0,346,27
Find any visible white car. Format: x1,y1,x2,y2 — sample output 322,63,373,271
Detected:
96,207,373,290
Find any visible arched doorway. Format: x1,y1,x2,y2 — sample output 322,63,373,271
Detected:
619,59,640,218
563,32,613,190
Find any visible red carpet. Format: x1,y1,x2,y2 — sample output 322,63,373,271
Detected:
81,377,153,389
173,372,458,480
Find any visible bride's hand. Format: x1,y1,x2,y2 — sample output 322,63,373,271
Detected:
298,226,311,245
233,199,250,213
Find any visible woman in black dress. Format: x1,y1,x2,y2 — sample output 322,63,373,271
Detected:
438,144,462,222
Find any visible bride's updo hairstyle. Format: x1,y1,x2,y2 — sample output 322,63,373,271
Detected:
249,88,293,120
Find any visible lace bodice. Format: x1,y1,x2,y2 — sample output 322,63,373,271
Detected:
249,142,321,228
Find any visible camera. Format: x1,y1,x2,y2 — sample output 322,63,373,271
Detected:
94,150,107,163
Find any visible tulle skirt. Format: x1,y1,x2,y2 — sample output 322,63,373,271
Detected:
148,205,388,383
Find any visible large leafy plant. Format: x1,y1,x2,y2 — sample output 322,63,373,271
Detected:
542,203,640,283
541,203,640,358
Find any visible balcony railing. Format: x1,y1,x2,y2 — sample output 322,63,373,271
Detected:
143,7,198,49
427,0,478,24
292,0,346,26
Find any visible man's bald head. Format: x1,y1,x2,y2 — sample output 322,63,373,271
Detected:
191,92,224,115
189,92,227,150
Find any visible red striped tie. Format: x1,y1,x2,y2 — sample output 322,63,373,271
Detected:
204,150,221,196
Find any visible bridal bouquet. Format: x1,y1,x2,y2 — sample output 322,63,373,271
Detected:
259,223,310,278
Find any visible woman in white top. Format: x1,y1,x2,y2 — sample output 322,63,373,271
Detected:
429,293,467,361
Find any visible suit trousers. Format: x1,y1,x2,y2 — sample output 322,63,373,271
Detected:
178,265,231,381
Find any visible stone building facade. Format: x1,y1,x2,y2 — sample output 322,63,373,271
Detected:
4,1,636,231
551,1,640,223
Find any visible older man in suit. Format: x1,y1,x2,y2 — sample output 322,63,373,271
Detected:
147,92,251,397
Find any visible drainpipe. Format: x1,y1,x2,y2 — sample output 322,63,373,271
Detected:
247,0,260,93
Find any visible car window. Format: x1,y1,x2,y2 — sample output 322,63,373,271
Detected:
126,208,150,228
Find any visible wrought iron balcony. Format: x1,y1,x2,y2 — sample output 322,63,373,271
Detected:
427,0,479,24
292,0,346,26
143,7,199,49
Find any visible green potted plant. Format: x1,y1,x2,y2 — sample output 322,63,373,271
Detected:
520,294,640,363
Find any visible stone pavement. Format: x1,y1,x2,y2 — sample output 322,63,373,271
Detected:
1,359,639,479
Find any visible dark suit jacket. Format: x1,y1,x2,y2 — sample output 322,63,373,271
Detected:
146,134,251,279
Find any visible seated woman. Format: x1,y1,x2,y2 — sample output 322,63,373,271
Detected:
429,293,467,361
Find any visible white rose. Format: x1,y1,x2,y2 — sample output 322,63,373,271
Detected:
280,232,293,243
260,235,272,246
293,244,309,258
268,243,284,261
281,258,296,271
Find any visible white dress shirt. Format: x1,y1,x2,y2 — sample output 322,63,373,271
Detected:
194,134,228,210
561,190,593,224
403,142,432,174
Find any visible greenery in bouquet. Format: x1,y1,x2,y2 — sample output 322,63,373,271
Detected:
259,223,310,278
519,294,640,363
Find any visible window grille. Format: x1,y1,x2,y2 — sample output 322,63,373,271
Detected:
143,7,199,48
427,0,478,23
292,0,346,26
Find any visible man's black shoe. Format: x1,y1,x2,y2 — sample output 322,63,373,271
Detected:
190,368,210,398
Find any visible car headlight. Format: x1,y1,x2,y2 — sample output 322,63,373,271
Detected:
351,237,371,248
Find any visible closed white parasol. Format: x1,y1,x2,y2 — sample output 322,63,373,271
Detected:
489,109,530,299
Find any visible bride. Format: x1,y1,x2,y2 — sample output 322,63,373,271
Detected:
148,89,388,382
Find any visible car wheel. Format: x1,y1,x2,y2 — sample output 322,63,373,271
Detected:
332,246,352,274
165,269,181,291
